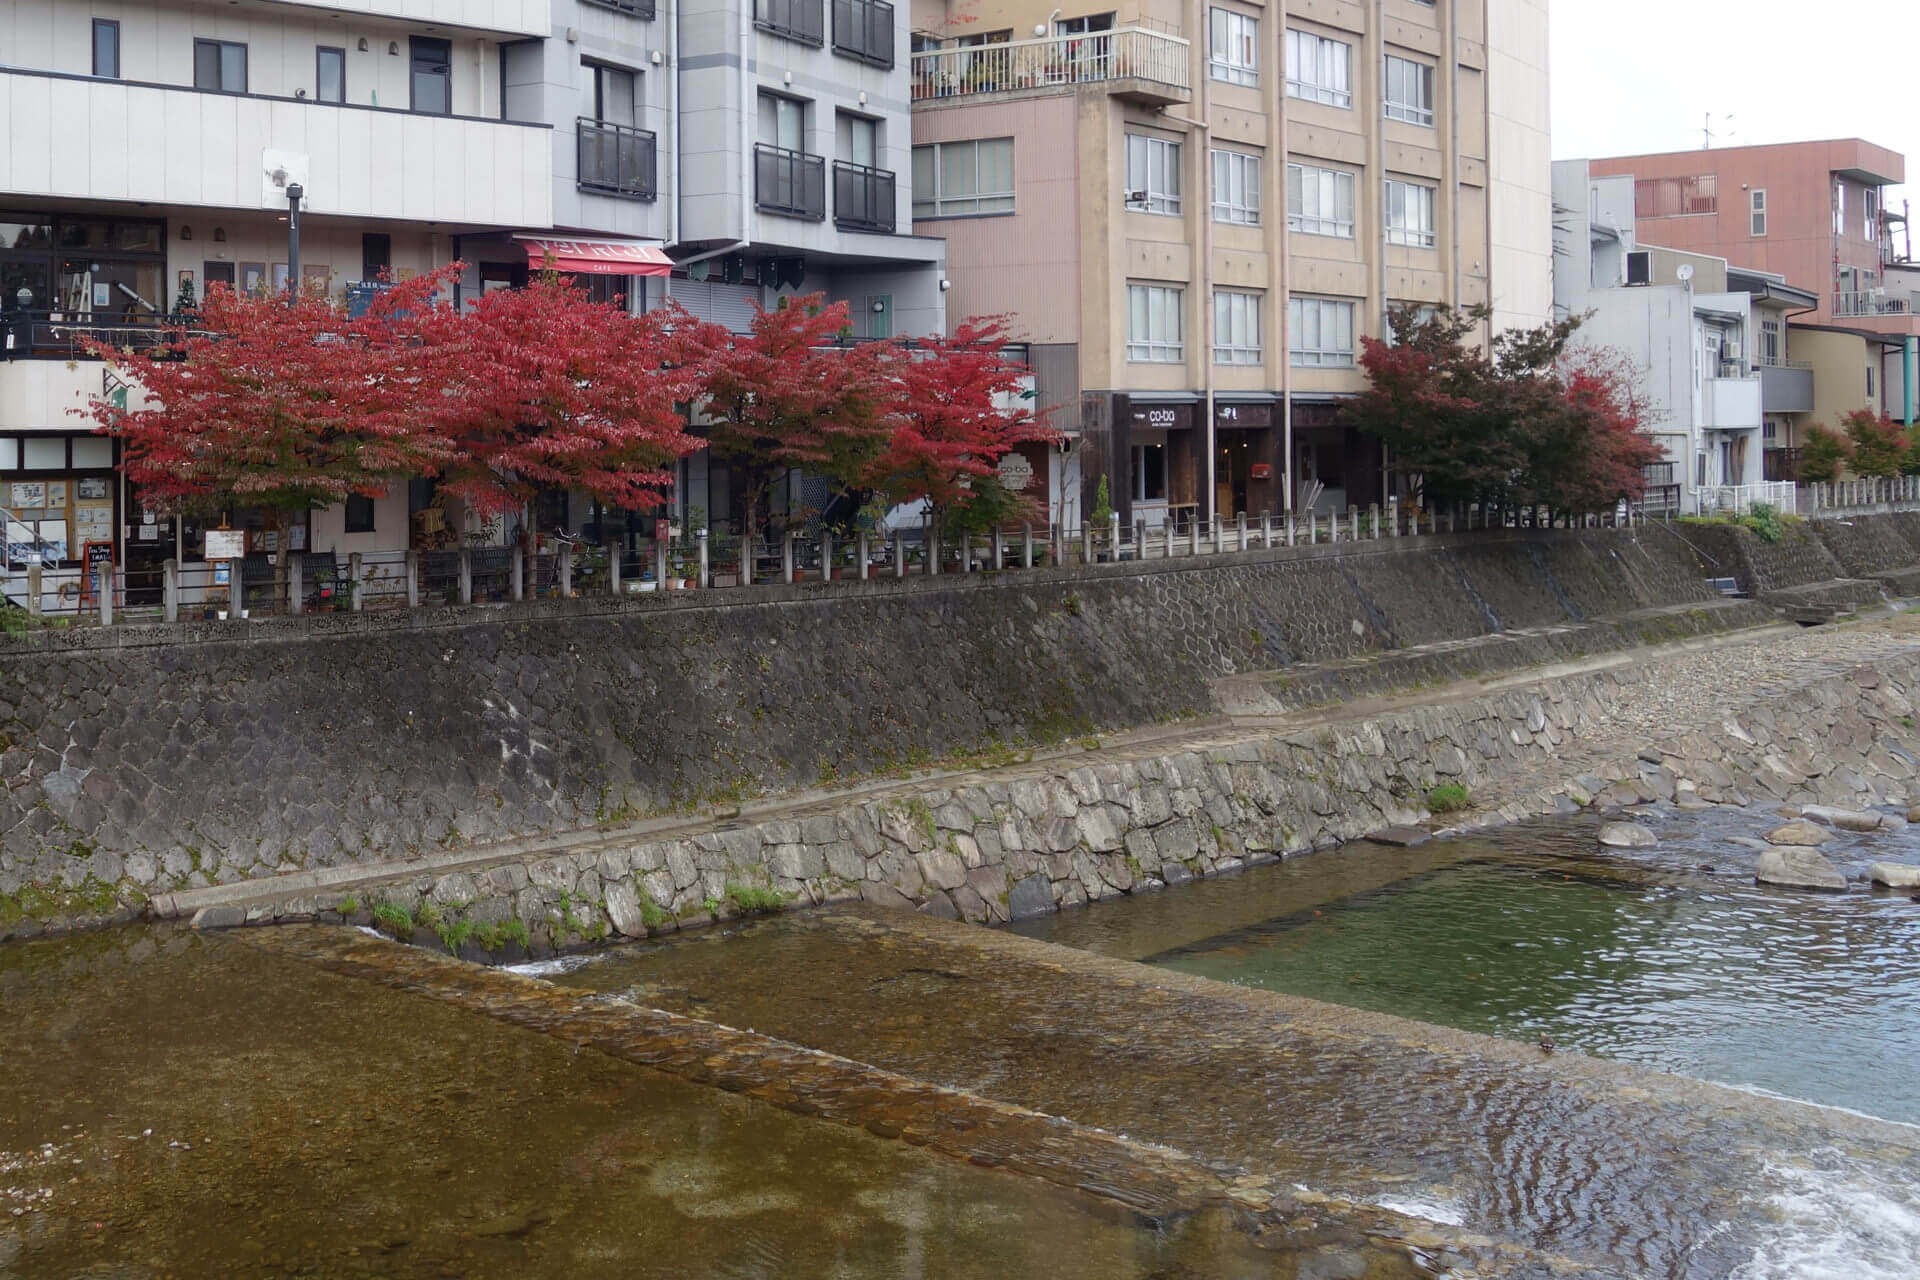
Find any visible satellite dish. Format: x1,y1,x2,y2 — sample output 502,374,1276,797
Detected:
1676,264,1695,282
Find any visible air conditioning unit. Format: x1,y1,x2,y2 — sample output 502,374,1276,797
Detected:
1722,338,1742,359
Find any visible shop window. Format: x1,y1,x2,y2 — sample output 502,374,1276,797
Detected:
1131,443,1167,501
344,494,376,533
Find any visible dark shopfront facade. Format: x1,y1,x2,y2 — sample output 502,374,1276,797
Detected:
0,210,170,333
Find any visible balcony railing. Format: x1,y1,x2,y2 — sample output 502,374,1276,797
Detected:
577,118,658,201
910,27,1190,102
583,0,656,17
2,310,208,360
833,161,895,232
755,145,827,220
755,0,825,45
1835,289,1918,317
831,0,894,67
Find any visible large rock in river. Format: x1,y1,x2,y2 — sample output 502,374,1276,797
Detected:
1801,805,1901,833
1763,820,1834,847
1755,847,1848,892
1597,821,1657,848
1868,862,1920,889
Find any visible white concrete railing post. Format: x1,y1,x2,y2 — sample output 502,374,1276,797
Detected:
895,531,907,578
1236,511,1247,551
456,549,473,605
1261,513,1272,548
928,527,942,576
1081,522,1094,565
287,553,304,617
1109,511,1121,561
1369,505,1381,540
349,552,365,612
782,531,796,584
1352,506,1361,541
557,542,573,597
858,532,871,580
1211,516,1224,555
1330,506,1341,543
1285,512,1295,547
742,534,755,587
607,542,622,596
1188,516,1201,557
25,564,40,617
408,550,422,607
1022,523,1034,569
162,559,178,623
655,538,669,590
818,529,830,582
991,527,1003,570
99,566,113,626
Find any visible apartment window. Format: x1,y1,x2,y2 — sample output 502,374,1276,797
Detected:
1385,178,1436,247
193,39,247,94
1127,283,1184,363
344,494,376,534
1208,9,1257,86
316,47,346,104
1750,188,1766,237
1214,290,1261,364
1131,443,1168,502
1289,296,1355,367
911,138,1014,217
1055,12,1114,36
1383,55,1434,126
1288,162,1354,238
410,37,452,115
1760,317,1781,365
1211,149,1260,225
589,63,639,127
757,0,827,45
92,20,120,79
1867,364,1876,399
1833,180,1846,238
1865,188,1879,240
1636,174,1717,218
1125,134,1182,215
1285,29,1351,108
1385,302,1440,345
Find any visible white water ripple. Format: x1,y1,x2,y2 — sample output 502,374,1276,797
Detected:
1731,1156,1920,1280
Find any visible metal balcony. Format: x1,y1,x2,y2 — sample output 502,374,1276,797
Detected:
833,161,895,232
1835,289,1917,317
910,26,1191,105
576,117,657,201
755,145,827,220
831,0,893,67
755,0,824,45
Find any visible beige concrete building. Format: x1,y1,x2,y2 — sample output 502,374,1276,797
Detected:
908,0,1549,523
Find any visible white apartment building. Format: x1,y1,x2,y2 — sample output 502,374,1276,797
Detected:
0,0,945,603
1552,160,1768,515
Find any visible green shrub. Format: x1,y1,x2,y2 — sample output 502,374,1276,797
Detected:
723,882,791,915
1427,783,1471,813
371,902,414,935
1738,502,1785,544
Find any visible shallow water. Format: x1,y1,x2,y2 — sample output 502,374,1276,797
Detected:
0,927,1313,1279
1029,808,1920,1126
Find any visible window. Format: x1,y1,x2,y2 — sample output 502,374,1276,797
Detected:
344,494,376,534
761,93,804,150
589,63,638,127
1750,188,1766,237
1126,283,1184,362
410,37,452,115
1054,12,1114,36
1131,443,1167,501
1865,187,1879,241
911,138,1014,217
193,39,247,94
756,0,827,43
1289,296,1355,367
1208,9,1257,86
1125,134,1181,215
92,20,119,79
1833,180,1846,237
1760,317,1781,365
1764,418,1778,443
1288,162,1354,238
316,47,345,104
1867,363,1876,399
1384,55,1434,126
1285,29,1351,108
1636,174,1717,218
1214,290,1261,364
1384,302,1440,345
1211,149,1260,225
1385,178,1436,247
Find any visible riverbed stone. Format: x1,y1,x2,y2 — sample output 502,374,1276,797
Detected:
1868,861,1920,888
1755,846,1848,892
1007,873,1052,920
1800,804,1899,833
1763,820,1834,847
603,883,648,938
1597,821,1657,849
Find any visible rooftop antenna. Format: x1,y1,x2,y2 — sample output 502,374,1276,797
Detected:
1702,112,1734,150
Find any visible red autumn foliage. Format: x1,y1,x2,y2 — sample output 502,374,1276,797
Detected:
862,316,1058,528
401,275,707,517
82,266,466,518
1545,345,1668,511
672,293,892,536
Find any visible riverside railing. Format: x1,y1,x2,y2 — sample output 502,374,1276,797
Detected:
20,488,1920,631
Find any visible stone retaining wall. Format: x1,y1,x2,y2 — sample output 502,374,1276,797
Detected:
205,650,1920,960
2,524,1768,932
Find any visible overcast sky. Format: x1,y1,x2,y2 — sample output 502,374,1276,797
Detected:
1551,1,1919,212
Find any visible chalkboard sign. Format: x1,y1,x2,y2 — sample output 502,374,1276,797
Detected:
83,541,113,605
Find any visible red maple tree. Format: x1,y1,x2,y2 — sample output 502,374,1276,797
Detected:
1538,344,1667,512
862,316,1057,532
672,293,891,539
403,275,707,519
82,266,465,522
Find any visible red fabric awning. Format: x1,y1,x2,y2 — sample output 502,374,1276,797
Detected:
515,236,673,277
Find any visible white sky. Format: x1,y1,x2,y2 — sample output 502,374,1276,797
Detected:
1551,0,1920,215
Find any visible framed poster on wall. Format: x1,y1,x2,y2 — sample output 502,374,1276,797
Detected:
77,477,110,500
8,480,46,509
40,480,67,510
73,504,113,546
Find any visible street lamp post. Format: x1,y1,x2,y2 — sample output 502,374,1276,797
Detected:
285,182,304,304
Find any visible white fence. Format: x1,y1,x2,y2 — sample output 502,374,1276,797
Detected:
1689,482,1798,516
